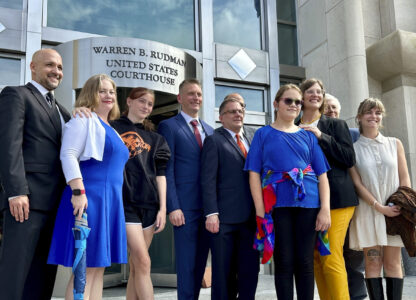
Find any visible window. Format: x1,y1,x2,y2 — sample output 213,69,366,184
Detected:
0,57,21,88
277,0,298,65
213,0,262,50
215,84,265,112
0,0,22,9
47,0,196,50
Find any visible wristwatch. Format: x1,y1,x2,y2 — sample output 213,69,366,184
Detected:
72,189,85,196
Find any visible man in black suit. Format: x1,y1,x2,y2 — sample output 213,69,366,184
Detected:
201,96,259,300
0,48,71,300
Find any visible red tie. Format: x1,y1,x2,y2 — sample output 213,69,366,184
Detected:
236,134,247,158
190,120,203,149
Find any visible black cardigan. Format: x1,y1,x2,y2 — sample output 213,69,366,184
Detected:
298,115,358,209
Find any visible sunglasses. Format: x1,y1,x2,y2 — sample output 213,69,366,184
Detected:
280,98,303,106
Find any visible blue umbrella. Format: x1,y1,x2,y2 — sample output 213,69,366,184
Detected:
72,212,90,300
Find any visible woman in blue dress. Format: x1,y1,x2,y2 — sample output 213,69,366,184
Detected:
48,74,129,299
245,84,331,300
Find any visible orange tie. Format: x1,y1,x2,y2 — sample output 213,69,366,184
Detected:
236,134,247,158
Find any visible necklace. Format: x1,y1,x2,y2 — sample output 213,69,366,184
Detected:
301,113,321,125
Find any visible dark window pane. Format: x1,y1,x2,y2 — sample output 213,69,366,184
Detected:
0,0,22,9
47,0,195,50
277,0,296,22
278,24,298,65
215,85,264,112
0,57,20,86
213,0,262,50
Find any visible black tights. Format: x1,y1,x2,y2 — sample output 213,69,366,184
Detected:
272,207,319,300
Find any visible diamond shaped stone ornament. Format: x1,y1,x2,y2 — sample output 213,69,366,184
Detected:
228,49,256,79
0,22,5,33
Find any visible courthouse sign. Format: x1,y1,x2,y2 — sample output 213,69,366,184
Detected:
55,37,201,95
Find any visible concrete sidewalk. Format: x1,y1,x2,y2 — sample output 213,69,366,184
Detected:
80,274,416,299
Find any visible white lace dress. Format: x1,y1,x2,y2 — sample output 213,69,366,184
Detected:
349,134,404,250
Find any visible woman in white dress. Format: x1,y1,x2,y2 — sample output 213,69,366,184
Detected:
349,98,411,300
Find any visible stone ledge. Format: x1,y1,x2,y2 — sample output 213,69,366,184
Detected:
366,30,416,82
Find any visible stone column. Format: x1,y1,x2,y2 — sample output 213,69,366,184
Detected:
366,30,416,185
327,0,369,124
25,0,43,81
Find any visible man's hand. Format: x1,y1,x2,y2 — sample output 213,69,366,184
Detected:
9,195,29,222
169,209,185,227
72,107,92,118
205,215,220,233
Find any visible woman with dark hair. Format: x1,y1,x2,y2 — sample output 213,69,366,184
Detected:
298,78,358,300
48,74,128,299
245,84,330,299
111,87,170,300
349,98,409,300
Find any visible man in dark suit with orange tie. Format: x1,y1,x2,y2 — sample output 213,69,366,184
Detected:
0,49,71,300
201,96,259,300
158,79,214,300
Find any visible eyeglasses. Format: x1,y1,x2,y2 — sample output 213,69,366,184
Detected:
305,89,324,95
221,109,245,115
280,98,303,106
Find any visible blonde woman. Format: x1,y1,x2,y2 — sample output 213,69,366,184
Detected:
48,74,129,299
349,98,410,300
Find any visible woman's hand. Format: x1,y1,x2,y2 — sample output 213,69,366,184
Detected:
71,194,88,220
376,204,401,217
299,125,322,139
256,209,265,218
316,207,331,232
154,210,166,233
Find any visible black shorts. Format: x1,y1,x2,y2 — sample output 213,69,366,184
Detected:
124,205,158,229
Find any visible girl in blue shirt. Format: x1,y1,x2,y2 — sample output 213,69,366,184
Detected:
245,84,330,300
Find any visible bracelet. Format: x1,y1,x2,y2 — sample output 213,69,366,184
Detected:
373,201,378,208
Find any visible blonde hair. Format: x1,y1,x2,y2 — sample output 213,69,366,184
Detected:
299,78,326,114
75,74,120,121
356,97,386,133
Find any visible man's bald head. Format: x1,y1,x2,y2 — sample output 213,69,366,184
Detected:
30,49,63,91
223,93,245,108
31,49,61,63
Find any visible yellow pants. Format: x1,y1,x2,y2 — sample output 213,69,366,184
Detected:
314,206,355,300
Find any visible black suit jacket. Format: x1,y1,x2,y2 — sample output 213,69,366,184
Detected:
201,126,256,224
316,115,359,209
0,83,71,211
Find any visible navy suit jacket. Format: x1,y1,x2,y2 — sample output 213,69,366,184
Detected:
201,126,256,224
158,113,214,213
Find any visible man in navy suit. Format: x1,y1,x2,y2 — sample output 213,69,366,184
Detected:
158,79,214,300
201,96,259,300
0,49,71,300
